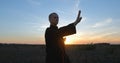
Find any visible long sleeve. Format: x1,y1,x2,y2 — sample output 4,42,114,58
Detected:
58,23,76,37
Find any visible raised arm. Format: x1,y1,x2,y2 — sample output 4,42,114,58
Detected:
58,10,82,37
73,10,82,26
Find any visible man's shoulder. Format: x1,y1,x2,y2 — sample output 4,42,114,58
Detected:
46,27,50,31
46,27,52,32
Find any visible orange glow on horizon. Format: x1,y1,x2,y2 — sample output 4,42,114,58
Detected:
0,34,120,44
64,36,77,44
64,34,120,45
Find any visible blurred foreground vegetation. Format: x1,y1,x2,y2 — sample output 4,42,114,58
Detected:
0,43,120,63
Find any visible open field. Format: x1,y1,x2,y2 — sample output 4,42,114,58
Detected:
0,43,120,63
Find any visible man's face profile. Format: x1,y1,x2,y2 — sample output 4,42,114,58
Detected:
49,13,59,26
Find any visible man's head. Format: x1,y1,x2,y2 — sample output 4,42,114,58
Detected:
49,13,59,26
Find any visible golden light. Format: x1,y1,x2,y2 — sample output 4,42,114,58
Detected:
64,36,76,44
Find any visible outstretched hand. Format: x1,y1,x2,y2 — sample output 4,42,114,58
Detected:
74,10,82,26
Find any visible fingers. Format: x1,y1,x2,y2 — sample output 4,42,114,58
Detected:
79,17,82,22
80,17,82,20
77,17,82,22
77,10,81,19
74,10,82,26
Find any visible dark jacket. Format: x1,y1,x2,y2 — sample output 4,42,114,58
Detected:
45,23,76,63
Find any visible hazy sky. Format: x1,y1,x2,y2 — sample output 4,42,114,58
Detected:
0,0,120,44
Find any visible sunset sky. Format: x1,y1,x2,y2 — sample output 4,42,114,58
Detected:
0,0,120,44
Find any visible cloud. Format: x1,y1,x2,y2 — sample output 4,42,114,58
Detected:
92,31,117,39
92,18,112,28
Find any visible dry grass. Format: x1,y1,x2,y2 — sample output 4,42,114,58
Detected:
0,43,120,63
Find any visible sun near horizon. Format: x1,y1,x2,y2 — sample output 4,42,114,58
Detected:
64,36,77,45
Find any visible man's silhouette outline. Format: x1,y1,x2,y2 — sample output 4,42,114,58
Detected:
45,10,82,63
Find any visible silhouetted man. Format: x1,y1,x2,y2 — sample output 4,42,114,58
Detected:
45,10,82,63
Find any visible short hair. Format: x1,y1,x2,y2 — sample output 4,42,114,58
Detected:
49,12,58,20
